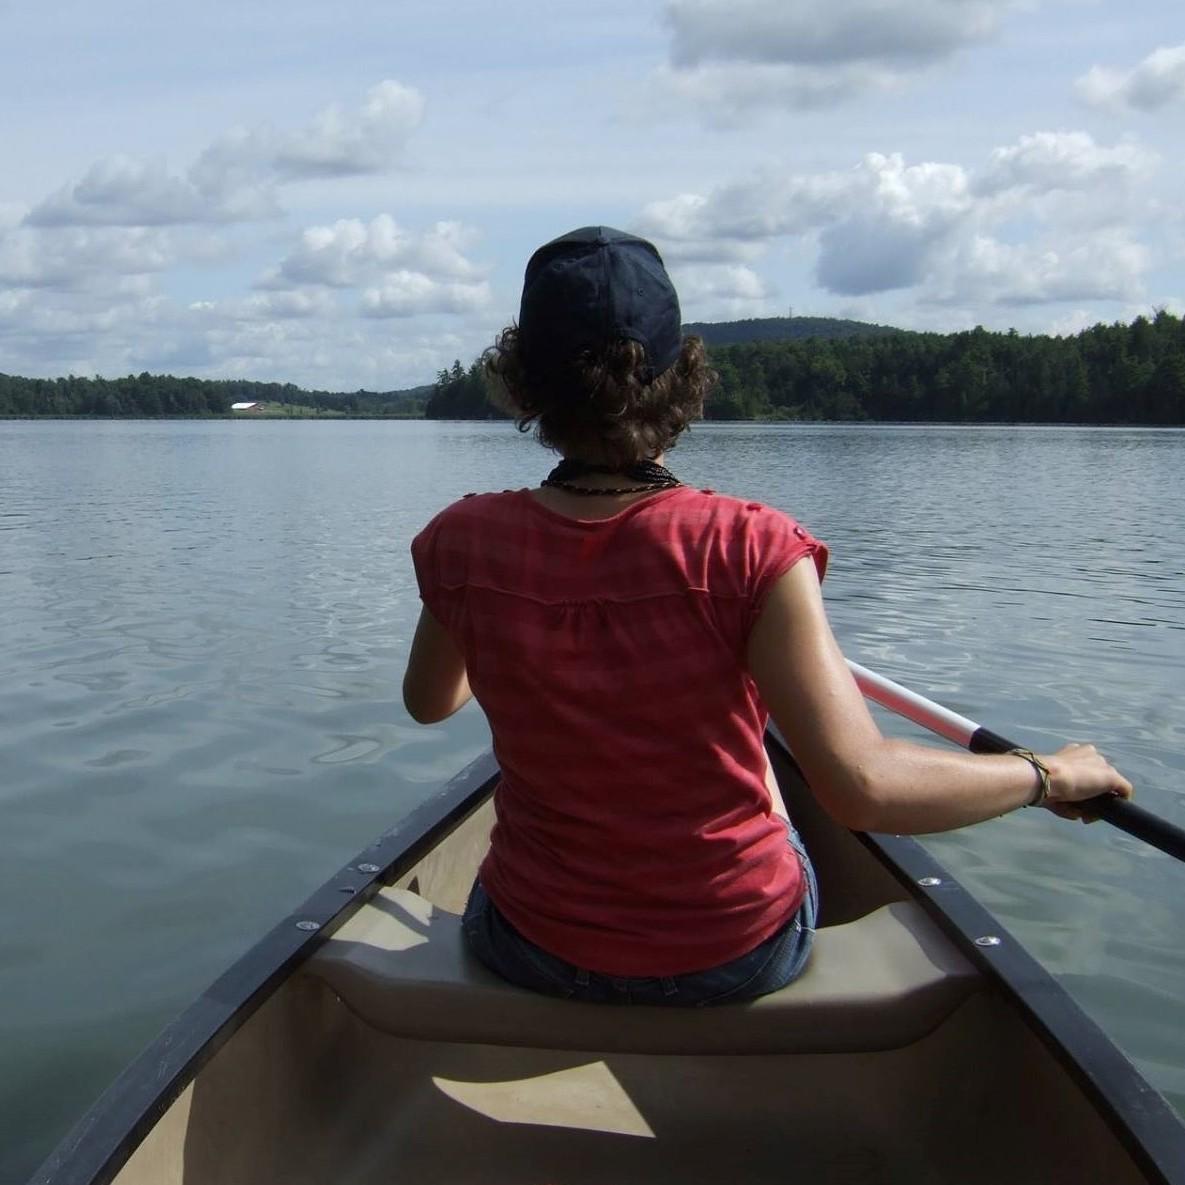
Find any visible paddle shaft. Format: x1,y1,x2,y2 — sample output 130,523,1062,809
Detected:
846,660,1185,863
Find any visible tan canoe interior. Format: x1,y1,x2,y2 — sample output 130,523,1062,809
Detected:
112,757,1150,1184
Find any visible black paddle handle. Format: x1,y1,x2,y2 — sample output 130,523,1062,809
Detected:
969,726,1185,862
1091,798,1185,862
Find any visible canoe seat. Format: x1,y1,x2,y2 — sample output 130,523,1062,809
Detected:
302,887,980,1055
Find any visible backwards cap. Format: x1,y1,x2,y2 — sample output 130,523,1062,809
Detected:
518,226,682,383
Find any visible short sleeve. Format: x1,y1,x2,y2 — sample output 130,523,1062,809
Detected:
409,510,453,629
747,508,829,627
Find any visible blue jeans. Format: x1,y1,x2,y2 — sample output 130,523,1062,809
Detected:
461,826,819,1007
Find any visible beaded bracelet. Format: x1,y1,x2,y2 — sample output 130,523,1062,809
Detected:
1008,747,1051,807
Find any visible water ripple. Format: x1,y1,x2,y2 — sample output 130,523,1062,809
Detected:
1,419,1182,1181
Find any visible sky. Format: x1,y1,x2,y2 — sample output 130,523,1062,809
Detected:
2,0,1182,392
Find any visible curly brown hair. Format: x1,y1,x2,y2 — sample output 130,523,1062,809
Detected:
483,327,715,467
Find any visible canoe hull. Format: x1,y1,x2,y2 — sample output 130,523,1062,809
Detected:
31,741,1185,1185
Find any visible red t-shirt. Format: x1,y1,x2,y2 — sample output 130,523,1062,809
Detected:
411,485,828,976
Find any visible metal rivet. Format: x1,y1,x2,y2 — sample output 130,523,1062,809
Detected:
357,863,380,874
296,920,321,932
975,935,1002,947
917,877,942,887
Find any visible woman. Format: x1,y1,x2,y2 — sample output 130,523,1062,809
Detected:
403,226,1132,1007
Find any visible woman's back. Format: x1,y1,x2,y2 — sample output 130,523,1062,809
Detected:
411,484,825,976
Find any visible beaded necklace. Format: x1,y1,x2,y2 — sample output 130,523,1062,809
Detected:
541,458,682,497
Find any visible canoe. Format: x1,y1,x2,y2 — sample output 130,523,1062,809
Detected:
30,734,1185,1185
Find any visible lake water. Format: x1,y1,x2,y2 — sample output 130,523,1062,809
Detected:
1,419,1183,1182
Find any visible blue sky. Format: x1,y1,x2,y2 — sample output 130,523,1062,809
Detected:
2,0,1181,390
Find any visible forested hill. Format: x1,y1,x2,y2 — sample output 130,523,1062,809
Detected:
703,311,1184,422
425,311,1185,425
682,315,901,347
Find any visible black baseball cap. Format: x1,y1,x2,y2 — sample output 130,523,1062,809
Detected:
518,226,683,383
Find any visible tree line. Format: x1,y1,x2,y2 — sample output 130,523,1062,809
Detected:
0,373,428,418
423,311,1184,425
4,311,1183,423
702,310,1185,424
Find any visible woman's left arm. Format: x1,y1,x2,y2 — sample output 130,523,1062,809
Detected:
402,606,472,723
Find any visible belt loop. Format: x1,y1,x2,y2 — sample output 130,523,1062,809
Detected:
575,967,590,988
661,976,678,997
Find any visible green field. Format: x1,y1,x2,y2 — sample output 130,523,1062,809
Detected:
232,403,347,418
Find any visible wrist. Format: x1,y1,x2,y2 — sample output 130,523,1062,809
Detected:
1041,756,1071,805
1007,748,1050,808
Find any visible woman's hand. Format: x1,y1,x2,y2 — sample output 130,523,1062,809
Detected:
1040,743,1134,823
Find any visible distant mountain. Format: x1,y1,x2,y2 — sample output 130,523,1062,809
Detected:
683,316,904,347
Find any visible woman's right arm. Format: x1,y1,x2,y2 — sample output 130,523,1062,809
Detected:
746,559,1132,834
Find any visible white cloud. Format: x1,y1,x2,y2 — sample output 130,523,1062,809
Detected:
669,263,772,317
0,216,488,387
0,203,26,231
641,153,972,296
24,81,424,230
263,215,490,318
270,80,425,179
938,232,1149,306
248,289,337,320
360,273,491,318
661,0,1014,114
636,133,1155,311
1076,44,1185,111
170,312,491,389
816,155,971,294
0,286,174,381
636,169,853,244
639,216,764,265
0,277,488,390
193,288,339,323
26,155,277,228
975,132,1157,196
0,225,174,290
269,216,481,289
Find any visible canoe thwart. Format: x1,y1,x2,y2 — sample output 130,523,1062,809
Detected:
302,887,981,1055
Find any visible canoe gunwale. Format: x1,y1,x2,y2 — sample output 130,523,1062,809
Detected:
764,731,1185,1185
28,741,1185,1185
26,751,502,1185
856,822,1185,1185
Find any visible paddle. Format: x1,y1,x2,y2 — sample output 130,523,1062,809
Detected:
846,659,1185,863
